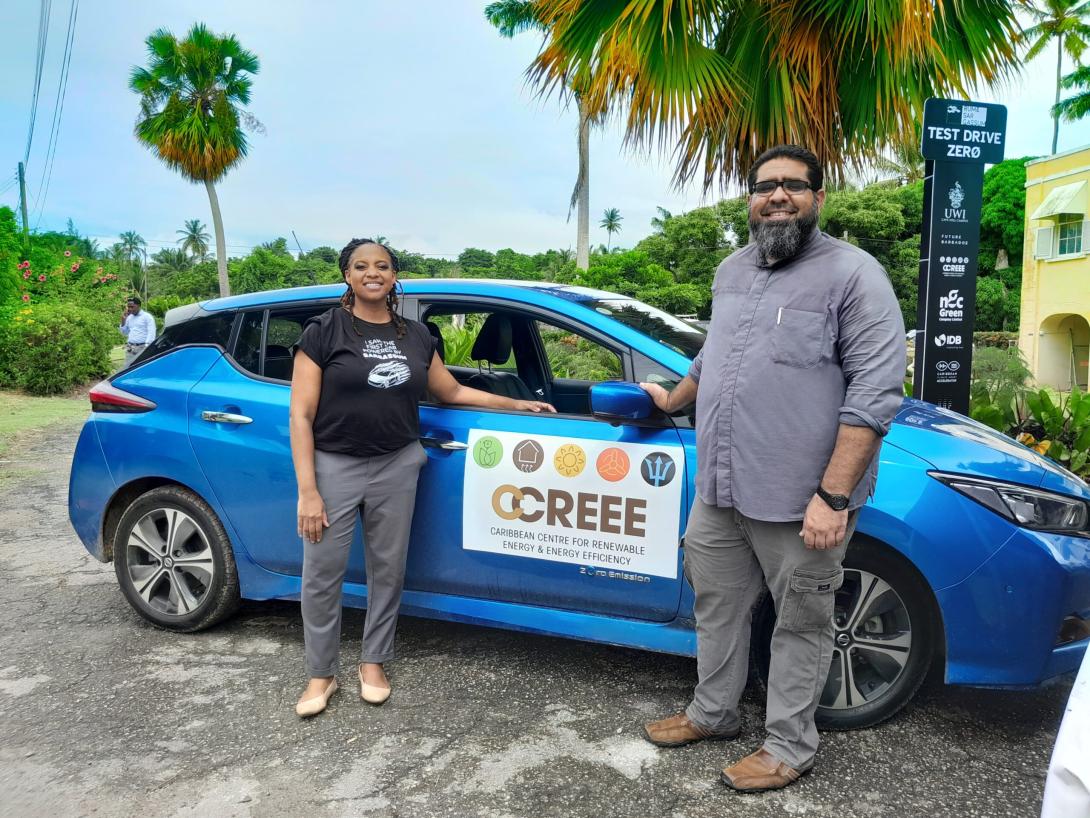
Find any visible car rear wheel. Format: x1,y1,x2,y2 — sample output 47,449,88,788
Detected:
751,541,938,730
113,485,240,632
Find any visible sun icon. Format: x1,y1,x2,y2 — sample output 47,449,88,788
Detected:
553,444,587,477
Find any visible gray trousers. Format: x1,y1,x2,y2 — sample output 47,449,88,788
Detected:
682,498,856,770
302,442,428,677
123,342,147,367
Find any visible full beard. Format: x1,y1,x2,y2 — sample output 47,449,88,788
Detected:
749,206,819,262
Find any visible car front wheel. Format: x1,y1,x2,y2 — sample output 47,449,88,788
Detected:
751,541,938,730
113,485,240,632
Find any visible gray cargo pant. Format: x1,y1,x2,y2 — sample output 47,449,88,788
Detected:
302,442,428,678
683,498,856,770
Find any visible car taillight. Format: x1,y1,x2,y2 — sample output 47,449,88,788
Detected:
88,380,157,413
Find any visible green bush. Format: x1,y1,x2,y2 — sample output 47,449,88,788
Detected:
146,294,185,319
0,302,115,395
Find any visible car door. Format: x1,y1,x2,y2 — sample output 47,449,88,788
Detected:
186,302,370,580
408,295,688,622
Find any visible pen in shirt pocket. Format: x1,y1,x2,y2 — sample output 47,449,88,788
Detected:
777,307,783,325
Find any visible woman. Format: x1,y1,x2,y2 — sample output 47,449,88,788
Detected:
290,238,554,717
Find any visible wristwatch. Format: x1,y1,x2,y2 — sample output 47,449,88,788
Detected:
816,485,850,511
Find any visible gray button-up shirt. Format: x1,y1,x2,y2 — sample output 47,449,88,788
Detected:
689,229,906,521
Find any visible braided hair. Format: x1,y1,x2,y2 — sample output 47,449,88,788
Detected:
338,238,407,339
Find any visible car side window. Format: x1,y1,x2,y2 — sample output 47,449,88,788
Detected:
138,312,236,364
232,305,333,381
536,319,622,382
428,312,517,371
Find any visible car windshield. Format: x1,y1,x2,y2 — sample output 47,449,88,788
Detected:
584,298,706,359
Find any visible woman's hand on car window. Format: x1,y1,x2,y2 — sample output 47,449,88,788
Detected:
512,400,557,413
297,490,329,543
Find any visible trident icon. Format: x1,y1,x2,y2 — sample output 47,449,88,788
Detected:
643,455,675,486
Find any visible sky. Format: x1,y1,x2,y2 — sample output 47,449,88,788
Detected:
1,2,1087,261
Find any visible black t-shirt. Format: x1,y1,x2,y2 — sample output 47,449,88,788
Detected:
294,307,436,457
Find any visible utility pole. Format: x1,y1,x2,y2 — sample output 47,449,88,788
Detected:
17,162,30,243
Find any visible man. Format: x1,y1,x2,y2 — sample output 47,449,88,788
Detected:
640,145,906,793
119,296,156,367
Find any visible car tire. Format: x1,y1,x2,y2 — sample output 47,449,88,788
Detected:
750,540,938,731
113,485,240,632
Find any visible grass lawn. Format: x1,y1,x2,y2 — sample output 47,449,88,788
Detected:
0,390,90,459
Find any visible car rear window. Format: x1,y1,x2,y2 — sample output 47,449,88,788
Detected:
136,312,236,364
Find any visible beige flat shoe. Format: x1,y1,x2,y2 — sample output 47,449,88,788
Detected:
358,663,391,706
295,678,338,718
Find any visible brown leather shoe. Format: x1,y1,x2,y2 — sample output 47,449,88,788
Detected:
720,748,811,793
642,712,739,747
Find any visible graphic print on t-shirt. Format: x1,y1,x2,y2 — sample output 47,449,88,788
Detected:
361,338,412,389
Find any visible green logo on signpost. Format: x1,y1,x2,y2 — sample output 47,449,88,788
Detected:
473,436,503,468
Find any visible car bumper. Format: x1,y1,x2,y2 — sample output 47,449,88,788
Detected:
939,527,1090,687
67,420,115,562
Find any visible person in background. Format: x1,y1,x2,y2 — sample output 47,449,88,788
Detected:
119,296,156,367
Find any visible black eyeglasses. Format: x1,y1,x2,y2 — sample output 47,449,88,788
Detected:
750,178,813,196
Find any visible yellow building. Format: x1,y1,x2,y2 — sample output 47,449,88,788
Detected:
1021,146,1090,391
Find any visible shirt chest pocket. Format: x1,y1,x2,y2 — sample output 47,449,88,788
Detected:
771,307,829,369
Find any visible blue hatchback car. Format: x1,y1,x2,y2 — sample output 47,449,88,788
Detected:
68,279,1090,730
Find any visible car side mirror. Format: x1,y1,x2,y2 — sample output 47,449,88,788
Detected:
590,382,655,424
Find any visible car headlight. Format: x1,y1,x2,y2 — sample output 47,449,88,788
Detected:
931,472,1090,537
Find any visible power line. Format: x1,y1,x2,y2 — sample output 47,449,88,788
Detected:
24,0,53,167
30,0,78,229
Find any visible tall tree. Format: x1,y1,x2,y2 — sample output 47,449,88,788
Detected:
1024,0,1090,154
176,218,211,261
130,23,261,297
1054,63,1090,124
486,1,597,269
118,230,146,278
600,207,623,250
529,1,1022,190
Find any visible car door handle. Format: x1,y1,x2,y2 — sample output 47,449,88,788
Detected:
420,437,467,450
201,411,253,425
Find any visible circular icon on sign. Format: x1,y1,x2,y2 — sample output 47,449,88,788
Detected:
554,444,587,477
596,447,630,482
936,361,949,372
473,436,503,468
512,439,544,473
949,361,961,372
641,451,676,487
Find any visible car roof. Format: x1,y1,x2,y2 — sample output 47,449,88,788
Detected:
198,279,625,311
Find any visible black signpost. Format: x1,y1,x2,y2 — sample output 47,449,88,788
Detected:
914,98,1007,413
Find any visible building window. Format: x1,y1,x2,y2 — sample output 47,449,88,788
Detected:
1057,214,1083,255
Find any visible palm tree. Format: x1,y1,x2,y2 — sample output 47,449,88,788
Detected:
600,208,623,250
874,136,926,185
118,230,147,299
486,1,597,269
176,218,211,261
130,24,261,297
528,1,1022,190
1055,64,1090,122
1024,0,1090,153
650,207,673,233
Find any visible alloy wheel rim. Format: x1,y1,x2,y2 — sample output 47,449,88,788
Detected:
820,568,913,711
125,508,215,616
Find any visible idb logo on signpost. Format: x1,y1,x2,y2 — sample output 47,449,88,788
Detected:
641,452,676,487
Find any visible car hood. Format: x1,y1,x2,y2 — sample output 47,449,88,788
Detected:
887,399,1090,501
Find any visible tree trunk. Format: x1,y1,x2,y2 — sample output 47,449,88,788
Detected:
204,178,230,297
1054,38,1063,155
575,96,591,271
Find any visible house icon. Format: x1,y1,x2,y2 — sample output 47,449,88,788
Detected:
513,440,544,473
